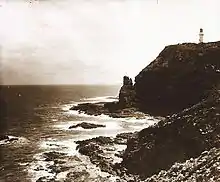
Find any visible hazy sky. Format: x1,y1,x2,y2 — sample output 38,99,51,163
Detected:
0,0,219,85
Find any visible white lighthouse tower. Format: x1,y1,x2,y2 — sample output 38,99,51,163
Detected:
199,28,204,43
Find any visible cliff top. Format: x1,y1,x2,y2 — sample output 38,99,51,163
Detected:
138,41,220,73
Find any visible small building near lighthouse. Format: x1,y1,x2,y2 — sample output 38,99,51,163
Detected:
199,28,204,43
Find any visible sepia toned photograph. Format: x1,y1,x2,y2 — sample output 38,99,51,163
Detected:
0,0,219,181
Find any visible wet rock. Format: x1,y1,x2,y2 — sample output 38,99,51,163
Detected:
114,132,137,145
76,140,113,174
77,143,103,157
36,176,57,182
70,103,107,116
0,135,9,141
76,135,128,175
115,150,125,158
70,100,146,119
48,164,70,174
69,122,106,129
44,151,67,161
76,136,114,146
0,135,19,142
8,137,19,142
65,170,90,182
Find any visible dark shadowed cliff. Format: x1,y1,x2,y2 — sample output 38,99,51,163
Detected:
133,42,220,116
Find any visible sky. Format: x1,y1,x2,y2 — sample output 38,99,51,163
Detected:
0,0,219,85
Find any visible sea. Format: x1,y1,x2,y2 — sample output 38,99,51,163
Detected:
0,85,158,182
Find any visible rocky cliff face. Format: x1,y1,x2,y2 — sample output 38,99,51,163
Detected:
116,41,220,180
134,42,220,116
121,85,220,179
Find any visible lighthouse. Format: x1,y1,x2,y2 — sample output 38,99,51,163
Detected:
199,28,204,43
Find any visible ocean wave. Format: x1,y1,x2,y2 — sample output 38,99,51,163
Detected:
0,135,28,145
81,96,118,103
28,153,56,182
28,141,121,182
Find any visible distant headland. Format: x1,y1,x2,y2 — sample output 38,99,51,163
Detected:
70,40,220,181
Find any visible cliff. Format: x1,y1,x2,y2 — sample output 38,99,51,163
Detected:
133,41,220,116
117,41,220,180
121,86,220,178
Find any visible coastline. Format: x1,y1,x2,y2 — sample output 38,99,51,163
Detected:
68,41,220,181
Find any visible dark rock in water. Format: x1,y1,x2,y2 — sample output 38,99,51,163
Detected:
115,150,125,158
43,151,66,161
48,164,70,175
114,132,137,145
76,137,111,173
69,122,106,129
76,133,136,147
0,135,9,141
65,170,90,182
77,141,113,174
0,135,19,142
74,133,139,177
70,102,145,119
36,176,57,182
104,101,120,112
121,87,220,178
134,42,220,116
75,135,130,175
70,102,107,116
76,136,114,146
8,137,19,142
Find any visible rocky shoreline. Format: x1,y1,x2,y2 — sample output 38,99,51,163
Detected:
75,133,135,175
70,41,220,181
70,102,146,119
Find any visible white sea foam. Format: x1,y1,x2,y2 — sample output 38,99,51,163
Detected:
0,135,28,145
28,153,56,182
29,139,121,182
81,96,118,103
56,171,69,181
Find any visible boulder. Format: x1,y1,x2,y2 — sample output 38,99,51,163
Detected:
0,135,9,141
